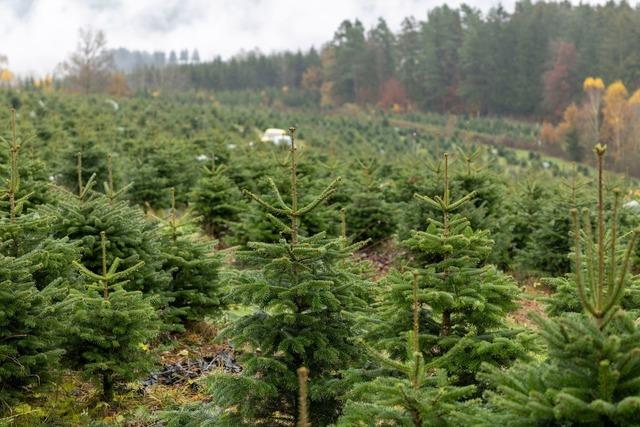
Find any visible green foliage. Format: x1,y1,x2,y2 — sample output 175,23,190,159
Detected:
339,274,475,427
0,112,80,290
184,128,369,426
62,232,160,402
156,188,224,326
189,163,244,239
385,154,526,386
56,138,110,196
342,159,398,243
0,252,63,411
229,146,342,246
4,87,640,425
467,311,640,426
127,138,201,209
0,112,71,411
515,173,590,276
44,189,171,298
472,145,640,426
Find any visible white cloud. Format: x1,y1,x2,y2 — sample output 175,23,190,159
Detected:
0,0,606,76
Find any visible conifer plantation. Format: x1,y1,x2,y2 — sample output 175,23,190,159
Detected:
5,1,640,423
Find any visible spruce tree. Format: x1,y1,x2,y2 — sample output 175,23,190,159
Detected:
63,231,160,402
466,145,640,426
374,153,525,387
338,273,475,426
189,127,369,425
189,162,244,239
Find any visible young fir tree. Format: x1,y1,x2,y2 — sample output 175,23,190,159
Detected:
0,251,63,410
464,145,640,426
189,162,244,239
44,154,171,299
373,153,525,387
398,155,445,241
517,169,590,276
342,158,397,244
508,178,550,268
63,231,160,402
338,273,475,426
57,133,110,195
0,112,71,409
543,170,640,317
229,147,292,245
450,146,509,267
127,137,200,210
156,187,224,327
178,127,369,426
231,146,340,246
450,146,506,236
0,111,79,290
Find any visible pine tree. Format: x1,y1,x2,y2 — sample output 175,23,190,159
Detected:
156,187,224,326
338,273,475,426
63,231,160,402
376,153,525,387
466,145,640,426
189,162,244,239
185,127,369,425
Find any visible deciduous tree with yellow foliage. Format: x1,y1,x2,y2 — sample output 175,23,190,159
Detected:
0,54,14,86
602,80,628,161
583,76,605,143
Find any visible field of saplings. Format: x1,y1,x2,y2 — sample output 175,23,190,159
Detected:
3,90,640,426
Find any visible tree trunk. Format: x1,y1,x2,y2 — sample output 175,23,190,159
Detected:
102,371,114,402
411,407,422,427
442,309,451,336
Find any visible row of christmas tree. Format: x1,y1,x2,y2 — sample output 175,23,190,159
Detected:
4,116,640,425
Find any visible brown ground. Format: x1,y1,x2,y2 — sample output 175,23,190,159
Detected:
509,277,551,328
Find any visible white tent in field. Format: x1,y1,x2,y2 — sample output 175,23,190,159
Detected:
261,128,292,146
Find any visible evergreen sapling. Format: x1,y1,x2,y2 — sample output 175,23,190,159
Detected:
339,273,475,426
64,231,160,402
189,162,244,239
193,127,369,426
155,187,224,327
377,153,526,386
466,145,640,426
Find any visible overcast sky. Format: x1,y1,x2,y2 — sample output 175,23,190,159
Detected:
0,0,609,76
